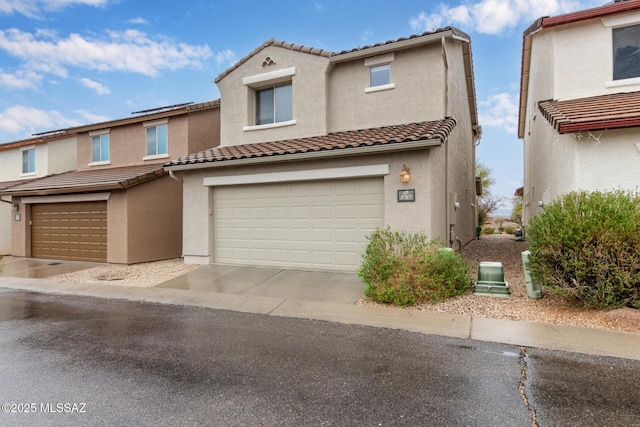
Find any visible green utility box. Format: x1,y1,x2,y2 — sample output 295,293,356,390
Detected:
473,261,510,297
521,250,542,299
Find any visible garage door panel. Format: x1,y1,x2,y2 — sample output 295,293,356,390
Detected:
31,201,107,262
213,177,384,271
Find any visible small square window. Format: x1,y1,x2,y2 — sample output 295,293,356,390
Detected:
256,83,292,125
370,64,390,87
147,123,168,156
22,148,35,174
613,25,640,80
91,134,110,162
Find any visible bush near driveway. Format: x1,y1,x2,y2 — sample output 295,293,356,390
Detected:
528,190,640,310
358,227,472,306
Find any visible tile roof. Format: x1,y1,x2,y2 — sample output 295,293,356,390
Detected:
524,0,640,37
214,27,470,83
0,164,166,197
166,119,456,168
538,91,640,134
0,179,35,192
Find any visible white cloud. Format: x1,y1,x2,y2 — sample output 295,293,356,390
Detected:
362,29,374,44
0,104,81,136
0,0,111,18
215,49,235,65
128,17,148,25
478,92,519,134
74,109,110,124
0,69,42,89
79,77,110,94
314,2,324,12
0,29,213,78
410,1,604,35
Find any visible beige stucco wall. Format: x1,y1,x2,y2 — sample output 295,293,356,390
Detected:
178,148,450,264
187,108,221,153
0,203,11,255
77,116,190,170
522,13,640,224
0,137,77,180
328,45,445,132
217,45,330,146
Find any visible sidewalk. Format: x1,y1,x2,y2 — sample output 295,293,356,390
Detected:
1,275,638,361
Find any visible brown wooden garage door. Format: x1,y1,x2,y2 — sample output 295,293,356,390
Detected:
31,202,107,262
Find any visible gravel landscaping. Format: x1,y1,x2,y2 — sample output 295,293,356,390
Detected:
2,235,638,333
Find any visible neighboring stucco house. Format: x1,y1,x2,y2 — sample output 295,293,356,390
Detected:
0,101,220,263
165,28,480,272
518,0,640,225
0,133,77,255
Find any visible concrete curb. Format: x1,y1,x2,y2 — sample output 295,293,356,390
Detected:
1,277,638,361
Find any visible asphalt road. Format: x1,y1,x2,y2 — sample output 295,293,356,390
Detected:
0,288,638,426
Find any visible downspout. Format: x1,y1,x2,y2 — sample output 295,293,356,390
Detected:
168,170,183,183
442,37,451,246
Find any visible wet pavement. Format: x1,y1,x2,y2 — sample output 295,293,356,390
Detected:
0,258,100,279
157,264,366,303
2,290,638,426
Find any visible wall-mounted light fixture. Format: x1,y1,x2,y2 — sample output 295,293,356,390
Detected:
400,165,411,183
537,201,544,208
11,202,19,212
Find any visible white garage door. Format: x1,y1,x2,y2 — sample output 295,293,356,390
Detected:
213,178,384,271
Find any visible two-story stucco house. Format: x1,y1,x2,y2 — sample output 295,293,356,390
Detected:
0,101,220,263
0,133,78,255
165,28,480,272
518,0,640,225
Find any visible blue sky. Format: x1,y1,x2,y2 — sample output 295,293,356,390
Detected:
0,0,605,205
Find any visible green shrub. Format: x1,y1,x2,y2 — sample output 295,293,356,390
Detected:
503,226,516,235
528,190,640,310
481,226,495,234
357,227,472,306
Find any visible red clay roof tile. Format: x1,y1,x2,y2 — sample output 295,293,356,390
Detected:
538,91,640,134
166,119,456,168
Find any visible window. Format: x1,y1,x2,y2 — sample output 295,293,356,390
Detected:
91,134,110,163
256,83,292,125
370,64,390,87
22,148,35,174
613,25,640,80
146,123,168,156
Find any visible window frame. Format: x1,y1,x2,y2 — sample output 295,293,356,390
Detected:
364,52,395,93
89,130,110,165
612,24,640,81
143,119,169,160
21,147,35,175
255,82,293,126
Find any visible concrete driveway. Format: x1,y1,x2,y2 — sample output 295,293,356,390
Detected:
0,257,101,279
156,264,366,304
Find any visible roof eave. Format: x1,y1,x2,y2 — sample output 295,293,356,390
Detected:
330,29,464,63
165,138,444,172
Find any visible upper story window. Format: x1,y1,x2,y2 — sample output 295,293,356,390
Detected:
91,133,110,163
256,83,292,125
21,148,35,174
364,53,395,93
613,24,640,80
146,123,168,156
370,64,390,87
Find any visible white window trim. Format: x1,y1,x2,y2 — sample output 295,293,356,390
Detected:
365,83,396,93
88,160,111,167
89,128,110,136
143,118,168,128
20,145,36,175
364,53,395,67
143,153,170,161
243,67,296,86
605,76,640,88
601,15,640,28
243,119,297,132
203,164,389,187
